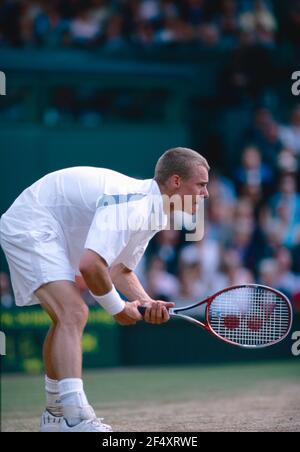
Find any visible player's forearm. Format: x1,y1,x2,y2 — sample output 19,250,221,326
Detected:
80,250,126,316
80,251,112,295
110,264,152,303
81,263,112,295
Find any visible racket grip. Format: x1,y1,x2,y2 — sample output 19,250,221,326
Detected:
138,306,146,317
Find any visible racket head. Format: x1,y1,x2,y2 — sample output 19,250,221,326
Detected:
206,284,293,349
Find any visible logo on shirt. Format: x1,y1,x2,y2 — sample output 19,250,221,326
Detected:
0,71,6,96
291,71,300,96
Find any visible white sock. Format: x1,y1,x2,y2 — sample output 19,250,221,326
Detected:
58,378,95,427
45,375,63,417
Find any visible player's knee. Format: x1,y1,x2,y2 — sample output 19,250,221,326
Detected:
58,302,89,331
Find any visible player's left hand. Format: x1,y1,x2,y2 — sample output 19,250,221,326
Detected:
141,300,175,325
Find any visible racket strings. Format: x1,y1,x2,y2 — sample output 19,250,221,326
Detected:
208,287,290,347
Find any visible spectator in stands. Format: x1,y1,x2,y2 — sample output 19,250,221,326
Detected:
275,247,300,297
252,120,283,168
239,0,277,47
279,105,300,158
102,14,127,50
179,237,221,284
133,20,156,47
245,107,274,144
138,0,161,23
269,174,300,248
234,198,255,231
206,172,237,204
70,6,100,46
156,17,194,45
277,149,298,175
177,261,205,304
218,248,254,287
198,23,220,48
205,173,236,244
259,258,282,289
234,146,274,197
160,0,180,20
262,219,284,256
226,219,255,269
146,229,182,275
0,0,296,53
34,2,70,47
217,0,239,47
89,0,110,27
145,256,179,301
206,198,234,245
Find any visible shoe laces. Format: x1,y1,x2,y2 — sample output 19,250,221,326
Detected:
87,417,112,431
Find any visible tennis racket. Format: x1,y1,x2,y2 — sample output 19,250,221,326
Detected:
138,284,293,349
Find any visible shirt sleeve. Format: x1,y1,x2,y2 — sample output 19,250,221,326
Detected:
84,203,132,267
117,230,156,270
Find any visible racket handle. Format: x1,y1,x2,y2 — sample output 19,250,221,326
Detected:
138,306,146,317
138,306,174,317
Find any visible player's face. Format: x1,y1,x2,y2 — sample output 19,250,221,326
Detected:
177,166,209,214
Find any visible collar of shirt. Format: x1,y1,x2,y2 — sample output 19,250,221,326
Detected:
149,179,168,232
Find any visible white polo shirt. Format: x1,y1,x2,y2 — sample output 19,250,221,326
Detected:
0,167,167,306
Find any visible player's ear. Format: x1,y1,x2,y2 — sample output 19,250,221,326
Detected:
169,174,181,188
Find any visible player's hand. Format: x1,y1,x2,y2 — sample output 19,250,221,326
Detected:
142,300,175,325
113,300,142,326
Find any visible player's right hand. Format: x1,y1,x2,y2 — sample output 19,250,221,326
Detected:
113,300,142,326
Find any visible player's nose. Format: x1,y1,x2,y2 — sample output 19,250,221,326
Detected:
201,188,209,199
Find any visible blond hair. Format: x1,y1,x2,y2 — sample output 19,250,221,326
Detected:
154,147,210,185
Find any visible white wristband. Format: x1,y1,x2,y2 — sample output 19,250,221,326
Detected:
89,286,126,316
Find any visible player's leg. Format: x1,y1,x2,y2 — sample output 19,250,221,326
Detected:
35,280,112,432
37,281,87,431
43,324,58,380
40,325,64,431
35,281,87,378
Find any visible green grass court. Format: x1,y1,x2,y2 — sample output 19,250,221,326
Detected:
2,361,300,432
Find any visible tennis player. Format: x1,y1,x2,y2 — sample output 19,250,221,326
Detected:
0,148,209,432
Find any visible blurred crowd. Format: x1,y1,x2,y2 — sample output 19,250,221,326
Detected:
0,0,299,52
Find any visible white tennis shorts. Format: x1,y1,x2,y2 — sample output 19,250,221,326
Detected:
0,210,75,307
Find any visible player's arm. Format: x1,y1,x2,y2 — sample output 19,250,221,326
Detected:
110,263,151,302
110,263,174,324
79,249,142,326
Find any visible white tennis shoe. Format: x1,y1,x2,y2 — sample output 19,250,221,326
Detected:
40,410,63,432
60,417,113,432
40,406,113,432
